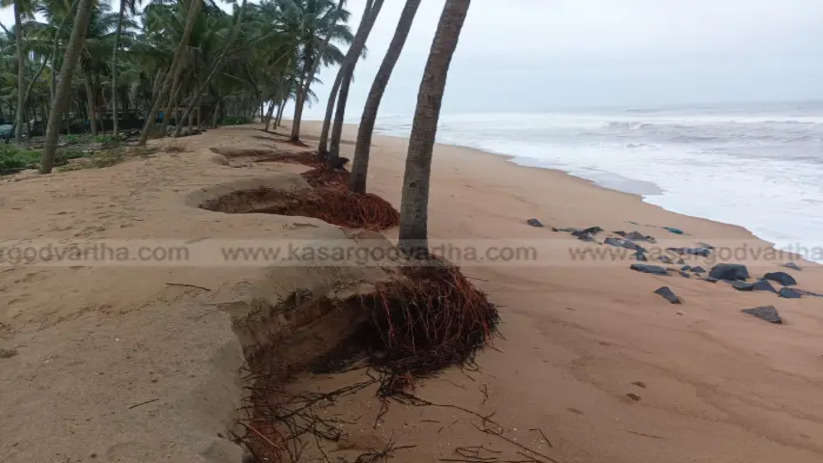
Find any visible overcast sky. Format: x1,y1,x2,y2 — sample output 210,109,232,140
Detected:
4,0,823,117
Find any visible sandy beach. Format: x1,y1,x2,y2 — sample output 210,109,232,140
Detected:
1,122,822,462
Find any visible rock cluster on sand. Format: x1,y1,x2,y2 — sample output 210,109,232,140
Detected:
654,286,681,304
552,225,603,242
709,264,750,281
615,230,656,242
742,306,783,324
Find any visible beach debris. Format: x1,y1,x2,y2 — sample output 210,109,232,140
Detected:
782,262,802,271
667,247,712,257
654,286,681,304
0,348,18,359
764,271,797,286
691,266,706,274
526,218,544,227
742,306,783,324
733,280,777,293
605,237,647,253
709,263,750,281
663,226,684,235
630,264,668,275
779,288,803,299
363,261,499,395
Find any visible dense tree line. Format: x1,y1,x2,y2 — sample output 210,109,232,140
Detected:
1,0,472,254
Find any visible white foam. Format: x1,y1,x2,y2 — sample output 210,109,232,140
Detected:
375,104,823,263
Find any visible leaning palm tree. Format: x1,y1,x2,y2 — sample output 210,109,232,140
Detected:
349,0,420,193
40,0,94,173
137,0,203,146
317,0,380,158
398,0,471,256
286,0,350,142
323,0,382,163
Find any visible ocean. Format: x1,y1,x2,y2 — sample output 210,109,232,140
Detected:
374,102,823,262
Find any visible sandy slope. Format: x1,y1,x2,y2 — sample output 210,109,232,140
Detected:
1,123,822,462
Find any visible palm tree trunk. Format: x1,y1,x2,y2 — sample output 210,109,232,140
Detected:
40,0,94,173
111,0,126,137
350,0,421,193
327,0,384,162
317,69,343,155
274,96,286,128
318,0,376,156
264,102,276,132
288,0,345,142
13,1,25,143
83,69,97,135
138,0,203,146
398,0,471,256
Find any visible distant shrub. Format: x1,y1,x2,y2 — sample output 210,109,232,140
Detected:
0,145,42,174
220,116,252,126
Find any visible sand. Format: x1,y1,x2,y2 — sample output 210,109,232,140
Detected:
1,122,822,462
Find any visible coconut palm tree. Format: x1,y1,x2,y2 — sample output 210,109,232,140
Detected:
111,0,140,137
285,0,350,142
323,0,382,164
1,0,37,142
317,0,380,158
349,0,420,193
398,0,471,256
40,0,94,173
137,0,203,146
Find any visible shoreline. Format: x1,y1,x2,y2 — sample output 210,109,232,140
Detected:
2,123,822,462
364,120,822,266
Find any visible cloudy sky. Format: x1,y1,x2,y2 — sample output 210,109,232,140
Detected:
3,0,823,117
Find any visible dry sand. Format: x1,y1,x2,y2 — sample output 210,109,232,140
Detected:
1,122,822,462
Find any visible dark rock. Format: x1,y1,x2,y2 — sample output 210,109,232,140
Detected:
526,218,544,228
709,264,749,281
799,289,823,297
663,226,684,235
572,226,603,240
679,271,691,278
782,262,802,271
552,227,576,233
732,281,754,291
658,255,673,264
763,272,797,286
635,251,648,262
681,265,692,271
625,231,656,243
604,237,646,253
667,247,712,257
779,288,803,299
630,264,668,275
614,230,627,237
676,258,686,265
752,279,777,293
654,286,681,304
697,242,716,250
691,266,706,274
704,277,719,283
742,306,783,324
